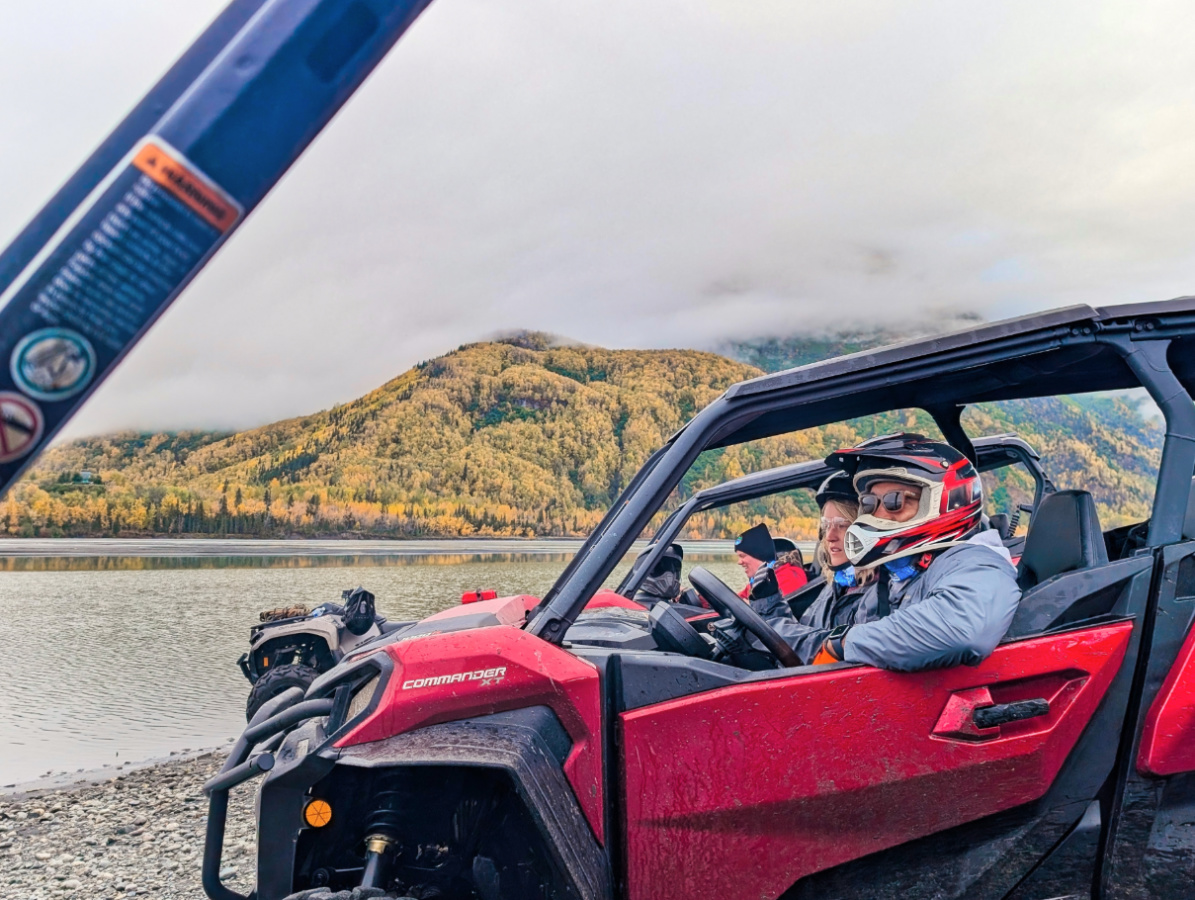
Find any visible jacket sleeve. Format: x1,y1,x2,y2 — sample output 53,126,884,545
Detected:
842,546,1021,672
767,617,837,665
760,583,838,665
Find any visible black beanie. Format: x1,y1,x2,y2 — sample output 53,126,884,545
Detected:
735,523,776,563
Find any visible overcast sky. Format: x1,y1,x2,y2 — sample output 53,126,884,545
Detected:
3,1,1195,437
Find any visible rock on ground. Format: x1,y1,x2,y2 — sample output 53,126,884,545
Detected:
0,752,256,900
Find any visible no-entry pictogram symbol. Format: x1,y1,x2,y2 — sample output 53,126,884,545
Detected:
0,392,44,464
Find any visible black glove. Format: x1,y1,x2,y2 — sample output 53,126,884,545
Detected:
747,567,780,602
709,619,776,671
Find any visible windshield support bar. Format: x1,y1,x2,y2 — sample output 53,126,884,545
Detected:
927,404,978,466
1104,336,1195,546
526,399,738,642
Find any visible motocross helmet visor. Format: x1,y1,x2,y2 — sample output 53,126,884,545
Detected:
825,434,983,567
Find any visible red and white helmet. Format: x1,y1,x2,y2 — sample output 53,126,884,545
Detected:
825,433,984,567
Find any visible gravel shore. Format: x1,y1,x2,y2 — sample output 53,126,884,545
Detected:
0,751,257,899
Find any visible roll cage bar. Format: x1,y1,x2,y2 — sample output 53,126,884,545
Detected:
615,434,1053,598
528,299,1195,643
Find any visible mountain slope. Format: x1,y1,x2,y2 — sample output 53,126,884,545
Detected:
2,332,1163,538
5,337,758,537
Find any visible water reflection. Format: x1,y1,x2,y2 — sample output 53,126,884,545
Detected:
0,547,742,785
0,549,740,572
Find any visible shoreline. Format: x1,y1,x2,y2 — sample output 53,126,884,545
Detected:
0,537,599,558
0,750,256,899
0,536,750,556
1,746,231,800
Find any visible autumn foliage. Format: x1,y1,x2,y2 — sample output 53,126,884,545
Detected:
1,333,1162,539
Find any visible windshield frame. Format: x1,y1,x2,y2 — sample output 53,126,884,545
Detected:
526,310,1195,644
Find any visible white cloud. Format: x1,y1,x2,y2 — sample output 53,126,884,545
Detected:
3,1,1195,436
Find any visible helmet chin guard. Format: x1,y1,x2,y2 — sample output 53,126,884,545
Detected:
826,434,984,568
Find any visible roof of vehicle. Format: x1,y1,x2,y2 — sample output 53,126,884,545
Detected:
677,433,1041,514
703,298,1195,448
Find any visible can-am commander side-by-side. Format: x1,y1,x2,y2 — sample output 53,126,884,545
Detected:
0,3,1191,900
203,301,1195,900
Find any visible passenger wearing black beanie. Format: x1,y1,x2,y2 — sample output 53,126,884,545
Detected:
735,523,777,570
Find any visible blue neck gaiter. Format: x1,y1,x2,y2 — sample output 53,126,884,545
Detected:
883,558,920,582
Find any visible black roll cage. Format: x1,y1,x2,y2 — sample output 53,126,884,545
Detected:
527,299,1195,643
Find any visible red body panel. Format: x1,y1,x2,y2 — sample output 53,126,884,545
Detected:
620,623,1132,900
337,623,606,843
424,593,539,623
1138,620,1195,776
585,590,647,611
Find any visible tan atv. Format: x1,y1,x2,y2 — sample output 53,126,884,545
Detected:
237,587,402,720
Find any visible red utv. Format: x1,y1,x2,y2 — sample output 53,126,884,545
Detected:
204,300,1195,900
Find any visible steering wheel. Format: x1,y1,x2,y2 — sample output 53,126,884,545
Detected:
688,567,802,667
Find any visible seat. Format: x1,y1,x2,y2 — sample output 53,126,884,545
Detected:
787,576,825,619
1184,475,1195,540
1016,490,1107,591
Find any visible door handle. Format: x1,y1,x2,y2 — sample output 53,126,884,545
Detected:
934,688,1053,741
973,699,1050,729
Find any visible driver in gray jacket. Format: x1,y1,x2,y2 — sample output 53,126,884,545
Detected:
770,434,1021,672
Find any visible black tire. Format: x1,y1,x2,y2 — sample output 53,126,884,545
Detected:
245,663,320,721
281,889,410,899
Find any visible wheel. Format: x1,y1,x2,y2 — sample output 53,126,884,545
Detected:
282,890,413,900
246,663,320,721
281,889,413,899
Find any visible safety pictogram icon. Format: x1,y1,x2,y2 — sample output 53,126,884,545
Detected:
10,327,97,401
0,392,44,464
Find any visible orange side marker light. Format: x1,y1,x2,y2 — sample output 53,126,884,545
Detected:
304,798,332,828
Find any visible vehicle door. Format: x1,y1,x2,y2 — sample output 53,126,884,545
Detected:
618,552,1152,900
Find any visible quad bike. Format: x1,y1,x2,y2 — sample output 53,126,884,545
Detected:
240,588,402,721
203,301,1195,900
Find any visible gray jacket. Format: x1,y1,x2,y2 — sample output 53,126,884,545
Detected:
842,541,1021,672
764,578,864,665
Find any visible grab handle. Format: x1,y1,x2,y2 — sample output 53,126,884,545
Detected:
973,698,1050,730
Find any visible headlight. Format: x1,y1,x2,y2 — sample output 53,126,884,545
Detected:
346,672,380,721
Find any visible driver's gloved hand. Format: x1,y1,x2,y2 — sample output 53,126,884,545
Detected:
710,619,776,671
748,567,780,601
710,619,748,655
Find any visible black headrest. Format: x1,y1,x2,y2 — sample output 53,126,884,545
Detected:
1185,477,1195,541
988,513,1011,541
1018,490,1107,590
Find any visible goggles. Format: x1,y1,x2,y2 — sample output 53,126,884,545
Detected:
819,516,851,532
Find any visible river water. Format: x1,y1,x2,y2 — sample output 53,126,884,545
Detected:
0,539,743,785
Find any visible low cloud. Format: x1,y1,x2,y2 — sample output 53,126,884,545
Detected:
3,1,1195,436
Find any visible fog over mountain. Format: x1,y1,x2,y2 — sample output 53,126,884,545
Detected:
3,1,1195,436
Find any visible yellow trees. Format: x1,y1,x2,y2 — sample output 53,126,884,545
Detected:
2,336,1162,539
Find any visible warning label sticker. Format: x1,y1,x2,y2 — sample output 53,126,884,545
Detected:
0,135,243,488
0,393,44,464
131,143,239,233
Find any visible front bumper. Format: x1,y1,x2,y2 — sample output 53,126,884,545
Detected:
203,653,389,900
